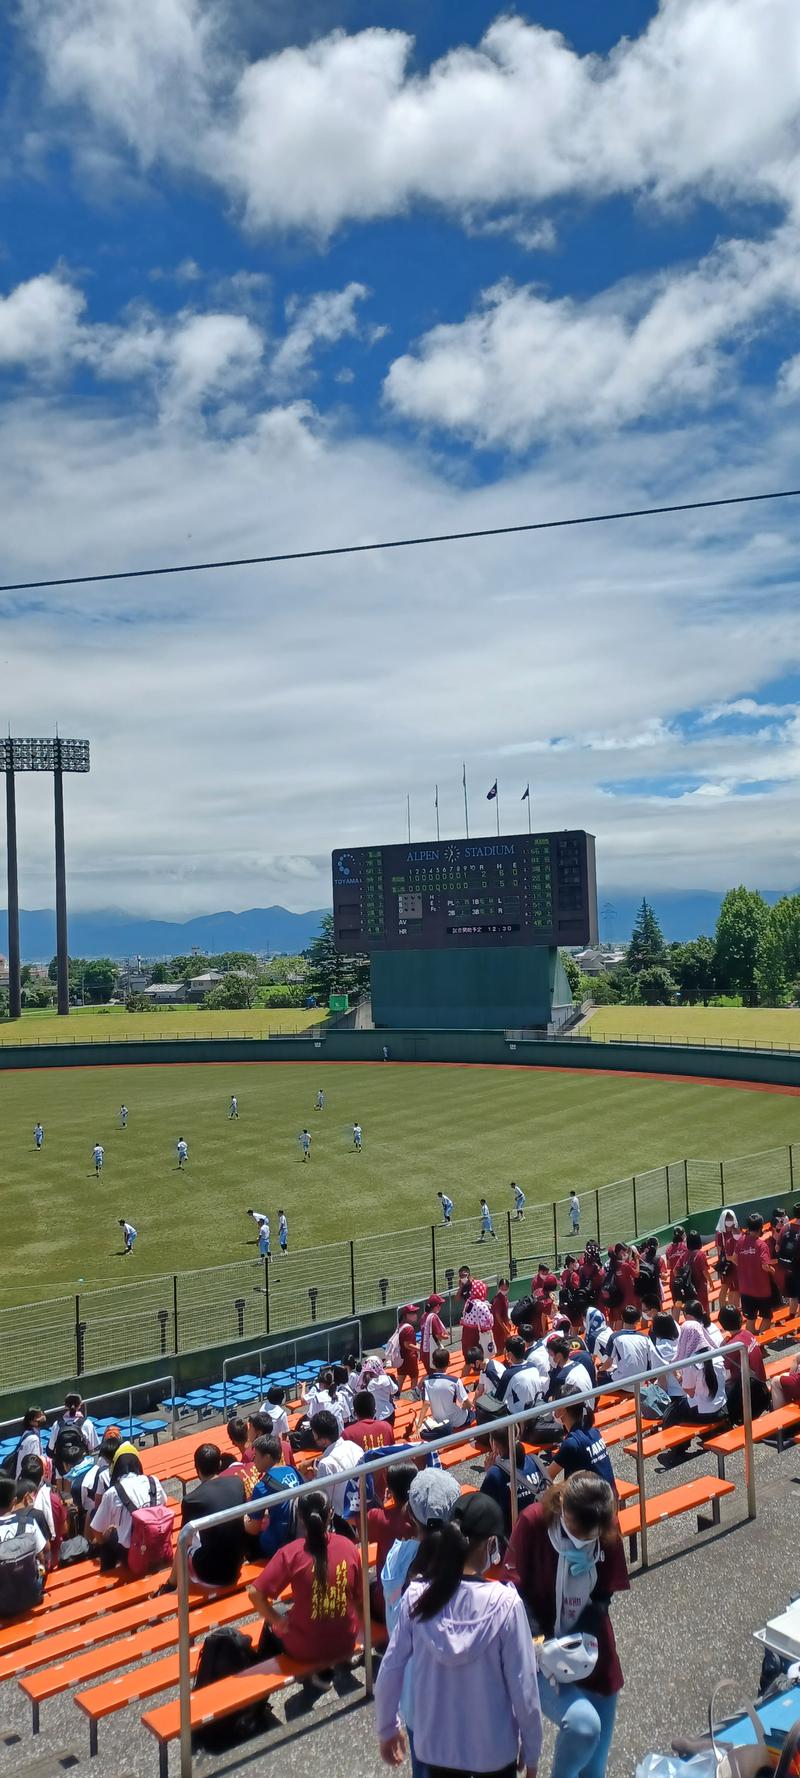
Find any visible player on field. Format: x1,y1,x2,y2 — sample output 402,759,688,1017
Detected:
438,1191,454,1226
300,1129,311,1161
278,1210,288,1255
118,1218,137,1255
478,1198,497,1241
257,1216,271,1261
569,1190,581,1236
247,1207,270,1227
511,1181,526,1220
93,1142,104,1175
33,1123,44,1150
176,1137,188,1169
315,1088,325,1111
120,1105,128,1129
229,1094,238,1119
353,1121,363,1151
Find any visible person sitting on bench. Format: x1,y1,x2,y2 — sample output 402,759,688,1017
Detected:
247,1488,362,1689
718,1306,771,1421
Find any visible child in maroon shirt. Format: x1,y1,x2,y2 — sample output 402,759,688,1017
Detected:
395,1306,420,1390
342,1390,395,1501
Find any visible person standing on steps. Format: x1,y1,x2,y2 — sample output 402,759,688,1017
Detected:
479,1199,498,1242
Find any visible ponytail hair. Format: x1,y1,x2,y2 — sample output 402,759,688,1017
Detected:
297,1489,331,1590
411,1519,470,1621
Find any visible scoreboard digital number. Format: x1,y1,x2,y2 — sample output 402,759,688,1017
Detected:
332,830,597,953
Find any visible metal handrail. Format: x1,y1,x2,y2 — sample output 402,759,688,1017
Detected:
175,1340,756,1778
0,1373,178,1446
221,1320,362,1417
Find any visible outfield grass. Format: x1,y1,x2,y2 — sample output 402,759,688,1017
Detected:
585,1004,800,1047
0,1004,327,1044
1,1058,798,1310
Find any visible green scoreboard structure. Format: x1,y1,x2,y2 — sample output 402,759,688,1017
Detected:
332,829,597,1030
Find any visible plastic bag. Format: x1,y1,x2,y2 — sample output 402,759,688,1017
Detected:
636,1755,717,1778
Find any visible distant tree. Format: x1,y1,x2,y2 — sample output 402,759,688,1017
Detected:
48,954,85,992
21,981,56,1008
260,954,307,986
586,972,621,1004
606,963,637,1003
20,965,32,988
305,913,368,1003
636,964,677,1005
148,964,172,984
561,952,582,997
0,987,9,1019
125,992,152,1011
714,887,769,998
626,900,667,973
258,984,305,1008
670,936,717,1003
209,951,258,974
756,896,800,1006
82,959,119,1004
203,972,257,1010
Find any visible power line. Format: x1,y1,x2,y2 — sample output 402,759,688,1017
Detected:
2,484,800,594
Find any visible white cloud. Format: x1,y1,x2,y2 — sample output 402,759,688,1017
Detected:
20,3,800,237
270,281,372,387
0,273,85,371
384,228,800,446
698,698,800,725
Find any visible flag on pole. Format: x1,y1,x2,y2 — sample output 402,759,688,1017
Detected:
486,781,498,801
521,784,530,801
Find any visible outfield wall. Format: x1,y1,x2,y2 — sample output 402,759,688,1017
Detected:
3,1028,800,1084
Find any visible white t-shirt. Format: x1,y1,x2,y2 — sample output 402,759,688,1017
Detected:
90,1473,167,1549
609,1332,652,1385
520,1344,551,1385
80,1459,111,1513
15,1431,43,1478
304,1386,346,1430
687,1350,727,1415
33,1484,55,1537
505,1367,545,1415
423,1374,469,1429
0,1511,46,1557
93,1147,104,1163
560,1361,594,1398
650,1335,683,1397
314,1437,362,1516
364,1372,397,1421
261,1404,289,1438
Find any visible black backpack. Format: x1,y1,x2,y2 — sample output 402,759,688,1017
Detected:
193,1627,272,1752
51,1422,88,1475
635,1260,658,1296
778,1226,799,1269
601,1262,623,1308
510,1294,535,1328
0,1517,44,1616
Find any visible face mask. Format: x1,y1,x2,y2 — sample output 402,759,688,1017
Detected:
481,1536,501,1571
563,1523,596,1549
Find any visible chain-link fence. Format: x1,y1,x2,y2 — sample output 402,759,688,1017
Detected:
2,1142,797,1393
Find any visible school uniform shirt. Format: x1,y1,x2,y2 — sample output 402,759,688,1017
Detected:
503,1502,629,1695
314,1436,362,1517
253,1532,362,1665
666,1240,689,1281
505,1365,546,1416
549,1360,594,1399
422,1374,469,1428
616,1260,640,1311
363,1373,397,1422
554,1426,616,1487
261,1406,290,1440
90,1473,168,1550
342,1418,395,1501
608,1330,652,1385
735,1232,773,1303
14,1431,44,1478
721,1329,767,1386
419,1311,447,1361
367,1500,413,1578
80,1459,111,1514
649,1335,683,1398
304,1387,347,1431
690,1351,727,1416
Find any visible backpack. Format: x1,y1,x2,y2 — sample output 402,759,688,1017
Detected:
193,1626,272,1753
114,1478,173,1576
58,1535,91,1568
673,1261,694,1303
69,1455,96,1510
51,1422,88,1476
257,1468,300,1556
0,1518,44,1616
384,1328,403,1368
634,1260,659,1297
510,1294,535,1329
778,1226,799,1269
0,1439,22,1481
601,1262,623,1308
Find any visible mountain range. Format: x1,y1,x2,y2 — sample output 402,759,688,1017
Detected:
0,889,786,961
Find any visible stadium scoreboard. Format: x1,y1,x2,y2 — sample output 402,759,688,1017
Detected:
332,830,597,952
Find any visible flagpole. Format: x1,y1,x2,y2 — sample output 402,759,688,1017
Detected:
407,794,411,843
435,784,440,842
462,763,470,839
527,796,531,834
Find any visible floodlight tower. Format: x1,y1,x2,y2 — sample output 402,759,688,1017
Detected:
1,738,91,1017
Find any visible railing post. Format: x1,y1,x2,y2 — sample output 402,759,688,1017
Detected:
552,1200,558,1267
720,1159,725,1205
264,1258,270,1334
358,1472,374,1697
789,1145,795,1194
431,1224,437,1294
506,1210,513,1274
632,1176,638,1237
172,1274,179,1355
683,1157,689,1216
631,1380,649,1571
177,1527,193,1778
666,1167,672,1225
158,1309,169,1356
507,1421,519,1529
741,1345,757,1522
350,1242,357,1318
74,1294,83,1375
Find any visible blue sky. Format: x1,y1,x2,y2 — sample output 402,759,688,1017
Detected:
2,0,800,914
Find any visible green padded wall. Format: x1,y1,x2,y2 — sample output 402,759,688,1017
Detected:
369,944,572,1029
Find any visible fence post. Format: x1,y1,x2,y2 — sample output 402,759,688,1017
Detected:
720,1159,725,1206
172,1275,179,1355
552,1201,558,1266
264,1258,271,1334
74,1295,83,1376
506,1210,513,1275
350,1243,357,1317
666,1167,672,1225
683,1157,689,1215
632,1176,638,1237
790,1146,795,1193
431,1225,437,1294
158,1309,169,1355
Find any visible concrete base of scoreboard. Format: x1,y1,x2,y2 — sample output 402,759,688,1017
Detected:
369,944,573,1031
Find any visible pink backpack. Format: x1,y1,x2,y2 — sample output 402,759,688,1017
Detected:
115,1478,173,1576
